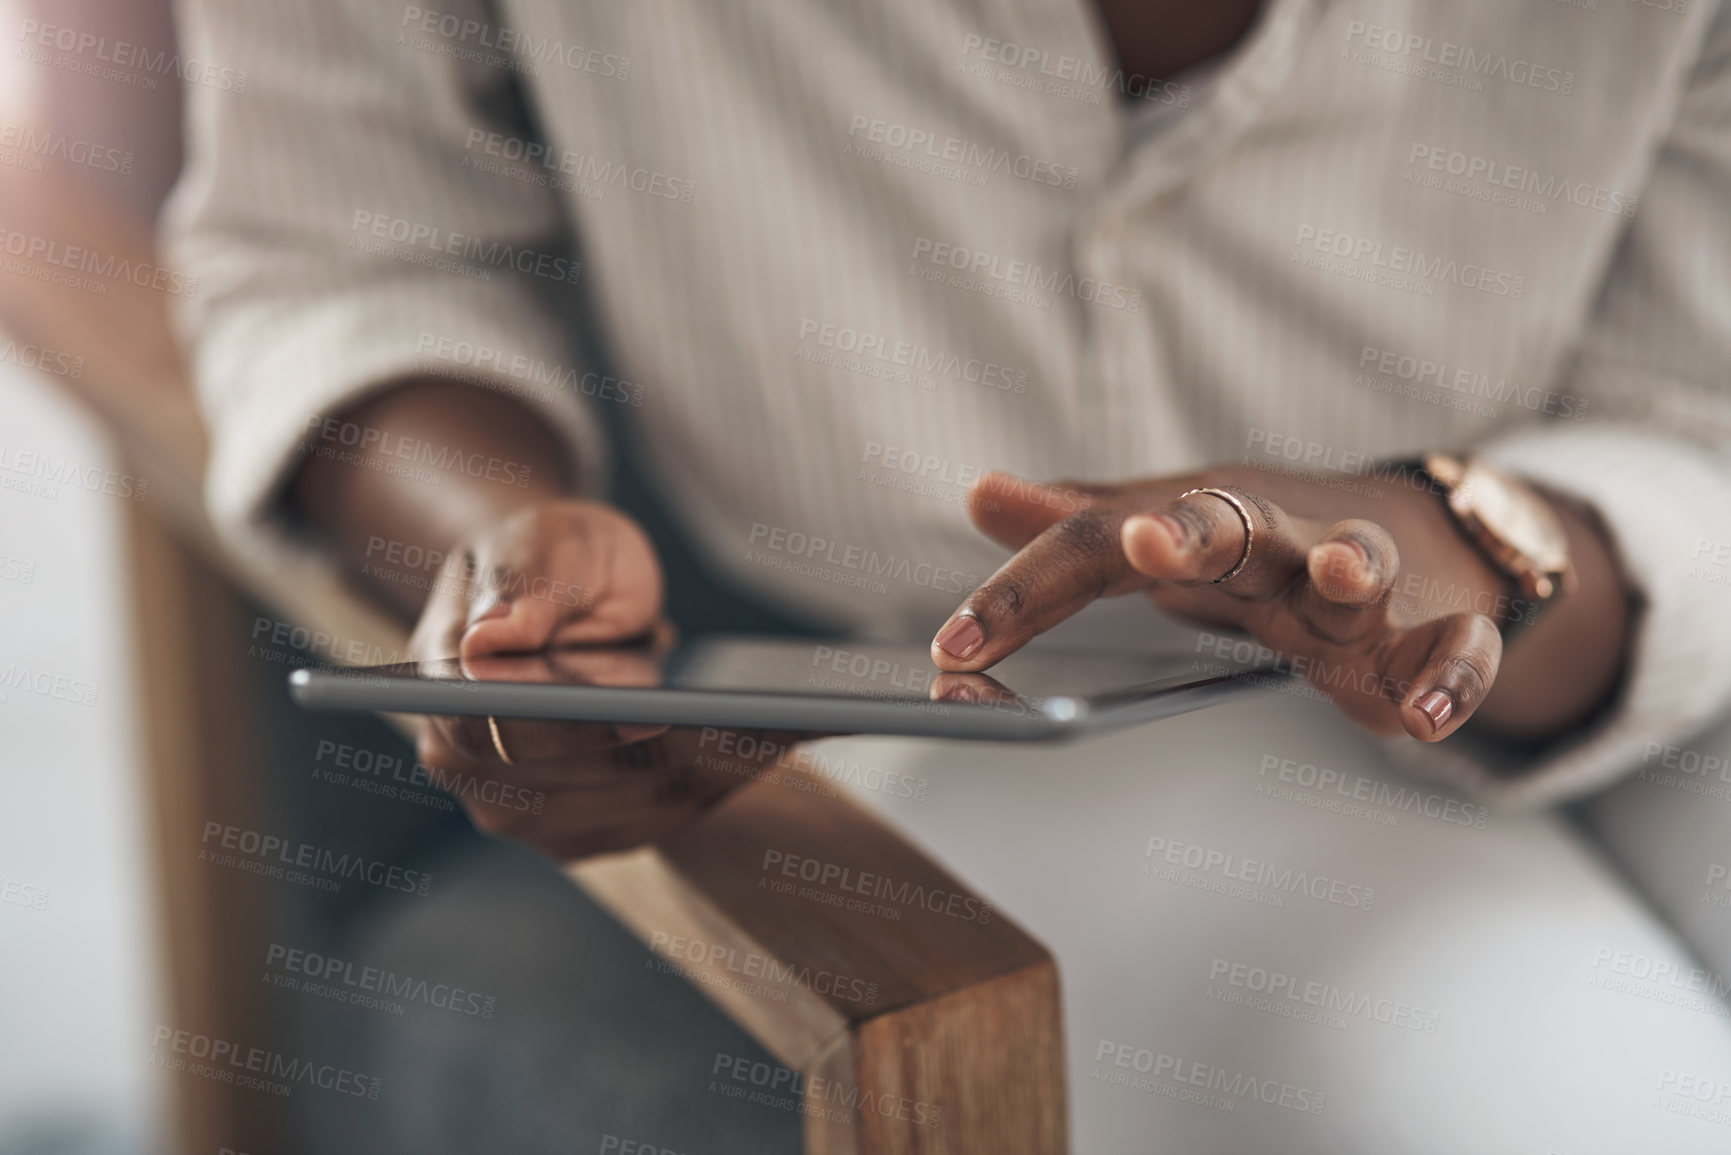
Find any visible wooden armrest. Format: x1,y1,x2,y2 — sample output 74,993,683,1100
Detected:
575,770,1065,1150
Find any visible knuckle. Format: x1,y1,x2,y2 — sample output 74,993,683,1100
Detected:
970,575,1028,620
1437,653,1493,704
1337,520,1398,580
1049,509,1119,561
1167,497,1226,552
1043,479,1098,510
1297,605,1369,647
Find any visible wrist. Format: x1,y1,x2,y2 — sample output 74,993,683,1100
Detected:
292,378,579,618
1471,488,1633,743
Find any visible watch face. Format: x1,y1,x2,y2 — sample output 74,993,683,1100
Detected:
1455,461,1570,571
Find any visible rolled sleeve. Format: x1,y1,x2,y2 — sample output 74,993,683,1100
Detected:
166,0,604,579
194,274,607,572
1381,2,1731,809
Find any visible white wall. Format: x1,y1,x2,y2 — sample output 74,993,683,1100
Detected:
0,364,168,1154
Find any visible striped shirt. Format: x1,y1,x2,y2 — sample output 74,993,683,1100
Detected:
167,0,1731,804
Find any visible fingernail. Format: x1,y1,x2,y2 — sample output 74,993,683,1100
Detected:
934,615,985,661
1413,689,1454,734
613,722,665,743
1315,541,1370,588
1151,513,1189,549
1333,539,1370,576
1130,513,1188,553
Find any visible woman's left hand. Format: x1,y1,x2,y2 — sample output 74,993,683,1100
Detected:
931,465,1624,743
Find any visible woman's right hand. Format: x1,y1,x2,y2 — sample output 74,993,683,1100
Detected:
407,499,801,860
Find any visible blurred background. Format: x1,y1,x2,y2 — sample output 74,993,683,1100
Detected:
0,2,182,1150
0,3,457,1151
0,7,800,1151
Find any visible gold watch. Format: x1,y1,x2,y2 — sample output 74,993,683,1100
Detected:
1413,453,1577,642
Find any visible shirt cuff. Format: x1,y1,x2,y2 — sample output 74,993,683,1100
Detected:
1378,425,1731,809
193,279,607,594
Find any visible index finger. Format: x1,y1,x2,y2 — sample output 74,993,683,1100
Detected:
931,507,1141,672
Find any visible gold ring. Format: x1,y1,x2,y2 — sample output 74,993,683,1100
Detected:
1179,487,1254,583
487,715,515,765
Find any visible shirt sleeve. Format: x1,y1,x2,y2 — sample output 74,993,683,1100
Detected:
1381,2,1731,810
163,0,606,582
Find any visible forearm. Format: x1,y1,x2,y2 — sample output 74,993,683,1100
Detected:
289,379,577,621
1471,493,1632,744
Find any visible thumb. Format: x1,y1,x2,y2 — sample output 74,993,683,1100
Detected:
459,506,663,660
459,583,571,660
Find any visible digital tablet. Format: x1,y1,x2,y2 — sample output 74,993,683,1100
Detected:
288,636,1285,742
